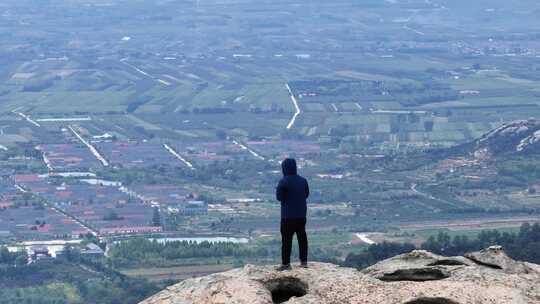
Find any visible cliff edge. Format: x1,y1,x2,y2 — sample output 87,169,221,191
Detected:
140,246,540,304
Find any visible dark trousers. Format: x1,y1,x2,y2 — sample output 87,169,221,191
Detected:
281,218,308,265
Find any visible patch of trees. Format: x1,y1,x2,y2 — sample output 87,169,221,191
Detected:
399,91,459,107
289,79,458,106
497,158,540,185
343,242,416,269
0,246,28,267
344,223,540,269
109,239,268,268
0,248,159,304
291,79,386,96
422,223,540,264
152,207,161,227
0,283,77,304
0,263,54,288
103,210,124,221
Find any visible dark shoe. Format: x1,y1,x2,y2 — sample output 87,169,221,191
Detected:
299,262,308,268
275,264,291,271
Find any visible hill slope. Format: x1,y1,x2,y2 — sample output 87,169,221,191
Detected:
456,119,540,158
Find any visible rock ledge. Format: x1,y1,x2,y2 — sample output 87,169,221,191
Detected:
140,247,540,304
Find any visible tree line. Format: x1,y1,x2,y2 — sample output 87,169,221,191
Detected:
0,246,159,304
422,222,540,263
345,223,540,269
109,239,268,268
0,246,28,267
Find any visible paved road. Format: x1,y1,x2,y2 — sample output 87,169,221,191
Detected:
163,143,195,169
12,109,41,127
231,139,266,161
69,125,109,167
356,233,377,245
285,83,301,129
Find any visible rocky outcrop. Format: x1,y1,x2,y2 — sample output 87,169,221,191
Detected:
463,245,536,274
474,119,540,155
140,247,540,304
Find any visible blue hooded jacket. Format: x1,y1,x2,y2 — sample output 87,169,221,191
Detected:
276,158,309,219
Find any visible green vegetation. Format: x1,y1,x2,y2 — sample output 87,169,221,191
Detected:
109,239,268,268
344,242,416,269
103,211,124,221
345,223,540,269
0,246,27,267
0,247,159,304
0,283,82,304
422,223,540,263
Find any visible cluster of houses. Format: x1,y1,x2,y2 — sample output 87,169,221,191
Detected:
1,172,209,242
11,240,105,264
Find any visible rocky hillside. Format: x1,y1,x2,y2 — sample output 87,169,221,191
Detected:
140,246,540,304
468,119,540,157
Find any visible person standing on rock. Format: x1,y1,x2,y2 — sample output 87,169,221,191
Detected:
275,158,309,271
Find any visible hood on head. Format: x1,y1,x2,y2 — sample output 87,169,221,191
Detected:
281,158,297,176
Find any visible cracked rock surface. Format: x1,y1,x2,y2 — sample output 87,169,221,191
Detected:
140,247,540,304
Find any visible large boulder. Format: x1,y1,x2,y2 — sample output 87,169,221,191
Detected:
464,245,535,274
140,248,540,304
361,250,471,281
